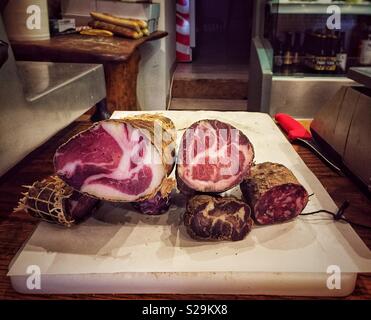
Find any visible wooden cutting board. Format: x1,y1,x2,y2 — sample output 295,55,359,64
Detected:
8,111,371,296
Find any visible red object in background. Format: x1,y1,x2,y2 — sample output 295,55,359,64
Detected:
275,113,312,141
176,0,192,62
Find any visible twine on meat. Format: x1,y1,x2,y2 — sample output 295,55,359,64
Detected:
301,199,371,229
14,176,75,227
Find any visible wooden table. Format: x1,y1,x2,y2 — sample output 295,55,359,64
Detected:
11,32,168,114
0,117,370,300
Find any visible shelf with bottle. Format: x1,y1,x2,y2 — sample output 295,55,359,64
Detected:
269,0,371,15
272,27,371,77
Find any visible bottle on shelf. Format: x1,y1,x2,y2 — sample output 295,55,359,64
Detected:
314,30,327,73
303,30,314,71
325,30,337,74
336,32,348,73
359,26,371,66
282,32,294,74
292,32,302,73
273,37,284,73
349,17,368,62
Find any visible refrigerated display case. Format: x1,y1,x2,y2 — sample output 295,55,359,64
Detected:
249,0,371,117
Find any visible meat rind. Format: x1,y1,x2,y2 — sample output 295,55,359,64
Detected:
184,195,253,241
123,114,176,176
131,177,175,215
240,162,309,225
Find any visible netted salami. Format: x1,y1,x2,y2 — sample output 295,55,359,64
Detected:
184,195,253,241
14,176,99,227
240,162,309,225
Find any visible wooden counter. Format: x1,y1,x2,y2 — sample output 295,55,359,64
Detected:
11,32,168,113
0,117,370,300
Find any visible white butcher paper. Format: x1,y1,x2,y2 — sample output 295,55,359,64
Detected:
8,111,371,280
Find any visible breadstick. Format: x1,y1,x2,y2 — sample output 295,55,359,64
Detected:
142,28,149,36
89,20,143,39
128,18,148,29
80,29,113,37
90,12,141,33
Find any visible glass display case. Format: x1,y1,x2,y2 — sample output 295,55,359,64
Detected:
249,0,371,117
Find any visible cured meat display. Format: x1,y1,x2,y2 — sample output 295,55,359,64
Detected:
177,119,254,194
184,195,253,241
15,112,312,239
54,114,176,202
132,178,176,215
240,162,309,225
14,176,99,227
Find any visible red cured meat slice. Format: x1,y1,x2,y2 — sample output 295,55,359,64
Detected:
54,119,167,202
240,162,309,225
177,119,254,194
253,184,308,224
89,165,153,195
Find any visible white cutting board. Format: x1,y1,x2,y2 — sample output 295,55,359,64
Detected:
8,111,371,296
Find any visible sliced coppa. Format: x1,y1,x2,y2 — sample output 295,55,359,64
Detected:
177,119,254,194
240,162,309,225
54,115,176,202
184,195,253,241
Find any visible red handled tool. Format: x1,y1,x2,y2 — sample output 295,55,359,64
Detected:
275,113,342,175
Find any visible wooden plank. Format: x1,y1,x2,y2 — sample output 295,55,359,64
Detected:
104,50,141,112
172,79,248,100
172,63,249,99
11,32,168,63
174,64,249,81
170,98,247,111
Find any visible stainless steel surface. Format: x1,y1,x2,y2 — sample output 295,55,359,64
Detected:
311,87,359,158
269,76,355,118
0,15,106,176
343,91,371,188
251,0,267,38
248,37,273,112
269,0,371,15
330,87,360,156
16,61,104,102
311,86,371,190
348,67,371,89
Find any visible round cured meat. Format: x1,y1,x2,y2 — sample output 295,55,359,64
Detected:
177,119,254,194
240,162,309,225
54,114,176,202
184,195,253,241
